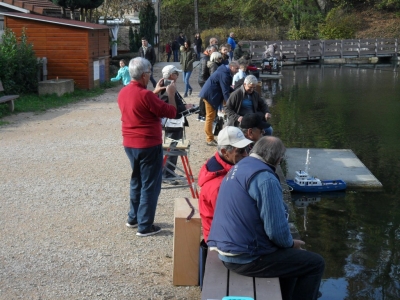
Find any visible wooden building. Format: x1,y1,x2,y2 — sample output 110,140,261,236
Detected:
3,12,110,89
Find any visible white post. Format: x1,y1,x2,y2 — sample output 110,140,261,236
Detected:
110,25,119,57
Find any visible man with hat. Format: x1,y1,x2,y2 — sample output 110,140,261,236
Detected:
226,75,273,136
239,113,270,143
160,65,196,185
198,126,253,242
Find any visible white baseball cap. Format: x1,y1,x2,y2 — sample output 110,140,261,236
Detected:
217,126,253,148
162,65,182,78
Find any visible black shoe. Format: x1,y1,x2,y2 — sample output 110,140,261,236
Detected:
188,89,193,96
207,140,218,146
126,220,138,228
184,93,188,97
136,225,162,237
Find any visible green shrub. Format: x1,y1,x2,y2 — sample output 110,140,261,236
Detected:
319,8,361,39
0,28,39,94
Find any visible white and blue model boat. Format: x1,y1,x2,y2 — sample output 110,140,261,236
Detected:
286,150,347,193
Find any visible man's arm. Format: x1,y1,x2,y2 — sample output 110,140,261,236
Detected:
248,172,293,248
220,72,233,101
150,47,156,65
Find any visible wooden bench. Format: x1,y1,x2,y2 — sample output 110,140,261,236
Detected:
201,250,282,300
0,80,19,112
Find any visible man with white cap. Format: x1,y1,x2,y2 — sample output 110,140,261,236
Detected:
160,65,196,185
198,126,253,242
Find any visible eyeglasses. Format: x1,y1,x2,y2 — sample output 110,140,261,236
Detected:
172,72,179,76
237,147,247,154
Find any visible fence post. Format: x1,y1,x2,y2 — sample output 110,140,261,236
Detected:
358,39,361,58
320,40,324,59
307,40,310,60
395,38,398,56
375,38,378,57
294,41,297,61
42,57,48,81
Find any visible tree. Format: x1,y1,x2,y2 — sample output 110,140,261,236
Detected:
139,1,157,45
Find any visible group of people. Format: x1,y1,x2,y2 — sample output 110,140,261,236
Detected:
114,34,325,300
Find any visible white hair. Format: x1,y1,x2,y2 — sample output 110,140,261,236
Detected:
244,75,258,85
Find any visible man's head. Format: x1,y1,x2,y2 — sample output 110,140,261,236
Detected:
237,41,243,47
229,32,235,38
239,113,269,142
209,37,218,46
162,65,182,81
141,37,148,47
206,45,218,55
251,136,286,167
243,75,258,94
179,32,184,36
217,126,253,165
220,45,229,56
129,57,152,86
210,51,222,63
229,61,240,75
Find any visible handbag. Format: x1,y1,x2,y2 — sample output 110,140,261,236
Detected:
212,116,224,136
161,115,185,132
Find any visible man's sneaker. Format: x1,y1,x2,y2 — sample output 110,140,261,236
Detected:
200,117,206,122
188,89,193,96
126,220,138,228
163,180,179,185
136,225,162,237
207,140,218,146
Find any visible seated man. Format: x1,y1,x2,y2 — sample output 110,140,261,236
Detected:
263,43,278,69
208,136,325,300
239,113,268,143
198,126,252,242
160,65,195,185
226,75,273,136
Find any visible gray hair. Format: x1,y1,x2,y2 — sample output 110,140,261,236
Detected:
250,136,286,166
217,145,235,156
229,61,239,68
210,52,222,62
208,45,218,52
129,57,151,81
244,75,258,85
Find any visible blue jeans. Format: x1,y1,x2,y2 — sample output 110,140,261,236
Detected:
124,145,163,232
264,126,273,136
223,248,325,300
173,50,179,62
183,71,192,95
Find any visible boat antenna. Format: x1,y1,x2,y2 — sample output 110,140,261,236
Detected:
305,149,310,174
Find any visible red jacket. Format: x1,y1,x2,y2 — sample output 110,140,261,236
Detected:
118,81,176,148
198,153,233,242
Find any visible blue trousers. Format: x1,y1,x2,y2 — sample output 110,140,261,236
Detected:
183,71,192,95
173,50,179,62
124,145,163,232
223,248,324,300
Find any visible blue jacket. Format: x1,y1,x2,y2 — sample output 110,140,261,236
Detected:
199,65,233,110
227,36,236,51
111,66,131,86
207,156,293,261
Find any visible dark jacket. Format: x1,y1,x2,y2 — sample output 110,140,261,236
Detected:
207,61,221,75
139,45,156,65
180,48,197,72
177,35,186,46
194,37,203,51
233,45,244,60
225,85,270,126
171,40,180,51
207,157,282,256
198,55,211,85
199,65,233,110
160,88,189,126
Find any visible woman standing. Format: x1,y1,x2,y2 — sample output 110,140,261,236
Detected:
180,40,197,97
207,52,223,75
110,59,131,86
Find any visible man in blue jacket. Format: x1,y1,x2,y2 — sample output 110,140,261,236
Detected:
227,32,236,61
208,136,325,300
199,62,239,146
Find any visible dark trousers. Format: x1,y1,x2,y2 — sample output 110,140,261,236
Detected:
173,50,179,62
124,144,163,232
167,52,172,62
223,248,325,300
150,66,156,88
164,129,183,178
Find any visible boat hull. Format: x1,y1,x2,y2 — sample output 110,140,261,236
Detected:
286,179,347,193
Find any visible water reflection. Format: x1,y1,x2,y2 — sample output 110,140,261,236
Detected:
275,63,400,299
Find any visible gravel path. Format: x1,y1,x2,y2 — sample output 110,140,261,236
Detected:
0,62,215,299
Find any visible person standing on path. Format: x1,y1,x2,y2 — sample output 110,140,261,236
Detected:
166,41,172,62
110,59,131,86
180,40,197,97
139,37,157,88
172,39,180,62
118,57,177,237
194,33,203,60
227,32,236,62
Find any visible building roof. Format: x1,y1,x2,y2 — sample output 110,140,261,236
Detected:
3,12,109,30
0,0,62,15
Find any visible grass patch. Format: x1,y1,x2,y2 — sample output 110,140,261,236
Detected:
0,82,119,123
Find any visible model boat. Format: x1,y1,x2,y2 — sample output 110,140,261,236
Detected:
286,150,347,193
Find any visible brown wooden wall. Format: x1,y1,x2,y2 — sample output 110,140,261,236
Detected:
4,17,109,90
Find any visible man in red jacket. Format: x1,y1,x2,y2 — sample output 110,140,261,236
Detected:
118,57,177,237
198,126,252,242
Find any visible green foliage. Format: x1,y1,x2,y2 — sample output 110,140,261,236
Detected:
376,0,400,10
0,28,39,94
319,7,361,39
139,2,157,45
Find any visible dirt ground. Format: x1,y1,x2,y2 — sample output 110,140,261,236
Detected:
0,62,215,299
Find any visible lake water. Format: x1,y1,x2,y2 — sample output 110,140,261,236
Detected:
264,63,400,300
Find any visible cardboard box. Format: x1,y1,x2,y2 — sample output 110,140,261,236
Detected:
173,198,201,286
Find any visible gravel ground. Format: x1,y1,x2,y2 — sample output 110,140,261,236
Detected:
0,62,216,300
